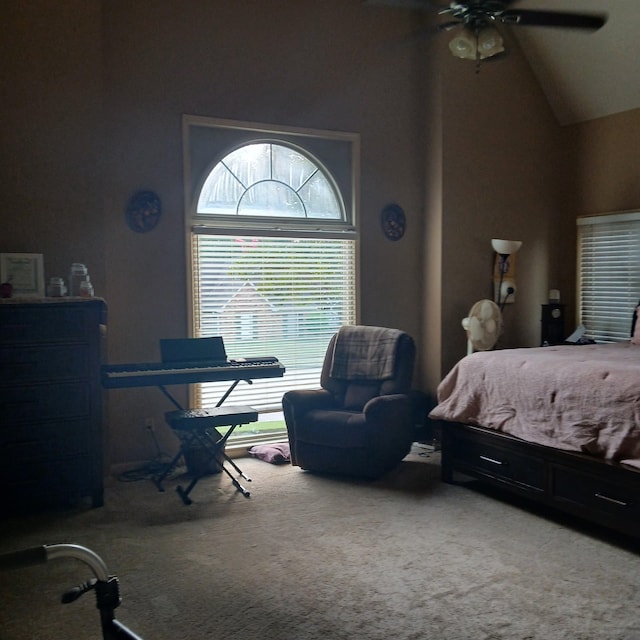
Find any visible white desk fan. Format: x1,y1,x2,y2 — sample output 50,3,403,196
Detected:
462,299,502,355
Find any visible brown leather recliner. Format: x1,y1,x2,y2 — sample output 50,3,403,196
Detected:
282,326,416,479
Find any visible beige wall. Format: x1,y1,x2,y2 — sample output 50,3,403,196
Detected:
568,107,640,216
2,1,633,468
0,1,105,291
438,34,575,376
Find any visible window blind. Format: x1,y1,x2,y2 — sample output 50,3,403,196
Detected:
577,212,640,342
191,232,357,413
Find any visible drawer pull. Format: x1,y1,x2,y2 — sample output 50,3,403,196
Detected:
594,492,629,508
479,455,505,466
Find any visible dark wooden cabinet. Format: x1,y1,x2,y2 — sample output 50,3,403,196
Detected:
0,298,107,512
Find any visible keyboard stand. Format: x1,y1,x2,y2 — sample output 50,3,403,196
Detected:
154,406,258,505
157,384,183,410
156,378,251,411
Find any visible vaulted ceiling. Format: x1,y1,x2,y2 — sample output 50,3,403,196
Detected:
512,0,640,125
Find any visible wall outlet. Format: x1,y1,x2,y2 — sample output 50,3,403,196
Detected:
145,417,154,431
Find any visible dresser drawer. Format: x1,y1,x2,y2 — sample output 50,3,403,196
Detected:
0,345,89,383
1,457,93,509
0,417,91,459
0,305,94,344
552,465,640,519
0,382,91,423
451,432,546,492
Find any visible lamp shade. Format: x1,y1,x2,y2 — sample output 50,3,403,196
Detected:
491,239,522,255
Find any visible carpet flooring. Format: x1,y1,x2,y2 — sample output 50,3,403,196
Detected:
1,445,639,640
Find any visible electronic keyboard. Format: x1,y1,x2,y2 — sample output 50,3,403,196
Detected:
101,357,285,389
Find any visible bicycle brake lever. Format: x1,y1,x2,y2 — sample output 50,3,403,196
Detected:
61,578,97,604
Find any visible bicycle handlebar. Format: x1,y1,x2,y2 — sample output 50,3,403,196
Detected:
0,544,144,640
0,544,109,580
0,545,49,571
46,544,110,581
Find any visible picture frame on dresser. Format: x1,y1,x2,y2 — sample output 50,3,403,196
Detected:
0,252,45,297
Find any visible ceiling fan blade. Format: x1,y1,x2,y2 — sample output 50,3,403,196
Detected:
437,20,463,33
363,0,448,9
500,10,607,31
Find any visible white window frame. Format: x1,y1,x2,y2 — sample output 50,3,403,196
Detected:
183,116,360,441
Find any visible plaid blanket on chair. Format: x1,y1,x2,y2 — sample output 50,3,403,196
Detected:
329,325,403,380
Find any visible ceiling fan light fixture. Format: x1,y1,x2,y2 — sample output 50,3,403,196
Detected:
448,29,477,59
477,26,504,59
448,25,503,62
368,0,608,67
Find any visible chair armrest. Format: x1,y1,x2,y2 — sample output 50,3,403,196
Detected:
363,394,413,434
363,392,411,413
283,388,336,414
283,389,338,466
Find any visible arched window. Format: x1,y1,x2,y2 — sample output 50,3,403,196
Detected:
185,118,359,446
196,142,345,221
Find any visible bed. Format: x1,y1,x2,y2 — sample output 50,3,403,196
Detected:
429,341,640,539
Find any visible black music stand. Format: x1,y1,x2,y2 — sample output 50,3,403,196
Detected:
153,405,258,505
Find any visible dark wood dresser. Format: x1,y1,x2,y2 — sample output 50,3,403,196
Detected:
0,298,107,512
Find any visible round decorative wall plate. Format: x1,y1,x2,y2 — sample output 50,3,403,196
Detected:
380,203,406,241
125,190,162,233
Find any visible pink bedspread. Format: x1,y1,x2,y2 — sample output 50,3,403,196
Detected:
429,343,640,468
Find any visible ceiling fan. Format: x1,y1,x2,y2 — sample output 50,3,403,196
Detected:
368,1,607,63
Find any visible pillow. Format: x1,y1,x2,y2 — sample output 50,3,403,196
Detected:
632,306,640,345
248,442,291,465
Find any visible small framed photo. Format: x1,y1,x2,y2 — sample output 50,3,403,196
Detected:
0,253,45,297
